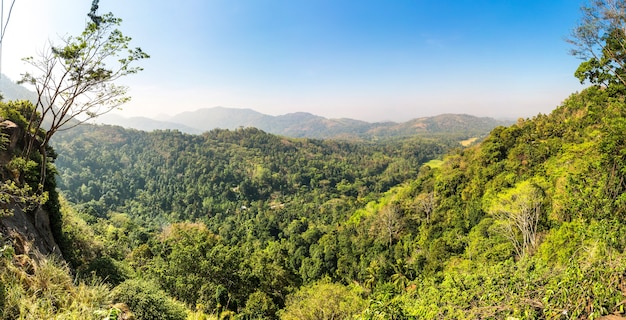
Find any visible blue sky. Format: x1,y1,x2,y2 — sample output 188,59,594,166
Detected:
2,0,586,122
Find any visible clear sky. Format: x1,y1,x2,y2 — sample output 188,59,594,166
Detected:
0,0,587,122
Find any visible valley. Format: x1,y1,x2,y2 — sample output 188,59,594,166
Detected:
2,0,626,319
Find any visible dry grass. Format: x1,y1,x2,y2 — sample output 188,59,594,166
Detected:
460,137,479,146
0,252,113,319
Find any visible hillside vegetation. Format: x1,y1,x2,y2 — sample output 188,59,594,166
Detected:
52,126,454,224
47,84,626,319
2,78,626,319
4,1,626,318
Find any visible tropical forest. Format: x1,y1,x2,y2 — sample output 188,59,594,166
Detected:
3,1,626,319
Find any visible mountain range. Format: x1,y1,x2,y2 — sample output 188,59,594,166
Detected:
96,107,512,139
0,73,511,139
0,74,38,102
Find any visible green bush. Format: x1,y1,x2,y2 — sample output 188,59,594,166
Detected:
82,256,132,286
112,279,187,320
280,279,365,320
241,291,277,319
7,157,39,184
0,100,35,130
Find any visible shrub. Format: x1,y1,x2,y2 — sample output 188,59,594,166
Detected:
112,279,187,320
280,279,365,320
241,291,277,319
82,256,132,286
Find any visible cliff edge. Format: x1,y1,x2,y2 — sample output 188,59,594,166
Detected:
0,118,61,257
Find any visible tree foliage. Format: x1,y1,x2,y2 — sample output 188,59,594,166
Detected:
485,180,543,257
569,0,626,87
112,279,187,320
280,279,365,320
19,2,148,182
16,1,626,318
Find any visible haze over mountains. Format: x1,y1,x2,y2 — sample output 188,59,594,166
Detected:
0,73,511,139
0,74,37,102
95,108,511,139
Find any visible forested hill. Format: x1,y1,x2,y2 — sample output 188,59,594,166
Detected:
336,86,626,318
46,84,626,319
96,107,511,139
7,0,626,317
51,125,455,224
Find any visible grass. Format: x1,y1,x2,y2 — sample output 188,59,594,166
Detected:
0,251,113,319
424,159,444,169
460,137,479,146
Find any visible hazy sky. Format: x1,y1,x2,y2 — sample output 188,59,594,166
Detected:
1,0,587,122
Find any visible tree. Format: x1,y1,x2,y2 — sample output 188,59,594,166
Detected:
568,0,626,87
112,279,187,320
371,205,404,249
415,191,435,223
240,291,278,319
19,0,148,180
0,180,48,217
486,181,543,257
280,279,365,320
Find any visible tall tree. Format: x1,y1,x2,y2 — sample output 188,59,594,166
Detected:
486,180,543,257
281,280,365,320
19,0,148,181
568,0,626,87
371,205,404,249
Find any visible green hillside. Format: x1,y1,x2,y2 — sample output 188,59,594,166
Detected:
43,82,626,318
52,126,454,224
3,76,626,319
5,1,626,318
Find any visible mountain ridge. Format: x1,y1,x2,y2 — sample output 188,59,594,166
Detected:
97,107,512,139
0,74,512,140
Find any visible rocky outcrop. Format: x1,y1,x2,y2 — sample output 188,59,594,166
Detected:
0,118,61,257
0,119,21,164
0,205,60,256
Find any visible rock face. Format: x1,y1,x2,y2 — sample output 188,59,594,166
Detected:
0,206,60,256
0,120,21,164
0,119,61,257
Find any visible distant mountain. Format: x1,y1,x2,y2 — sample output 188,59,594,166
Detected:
0,74,38,102
369,113,513,137
169,107,270,130
95,113,202,134
258,112,374,138
98,107,512,140
0,75,511,139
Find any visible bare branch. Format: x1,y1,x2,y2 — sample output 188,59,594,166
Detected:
486,181,543,257
569,0,626,86
19,7,149,184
